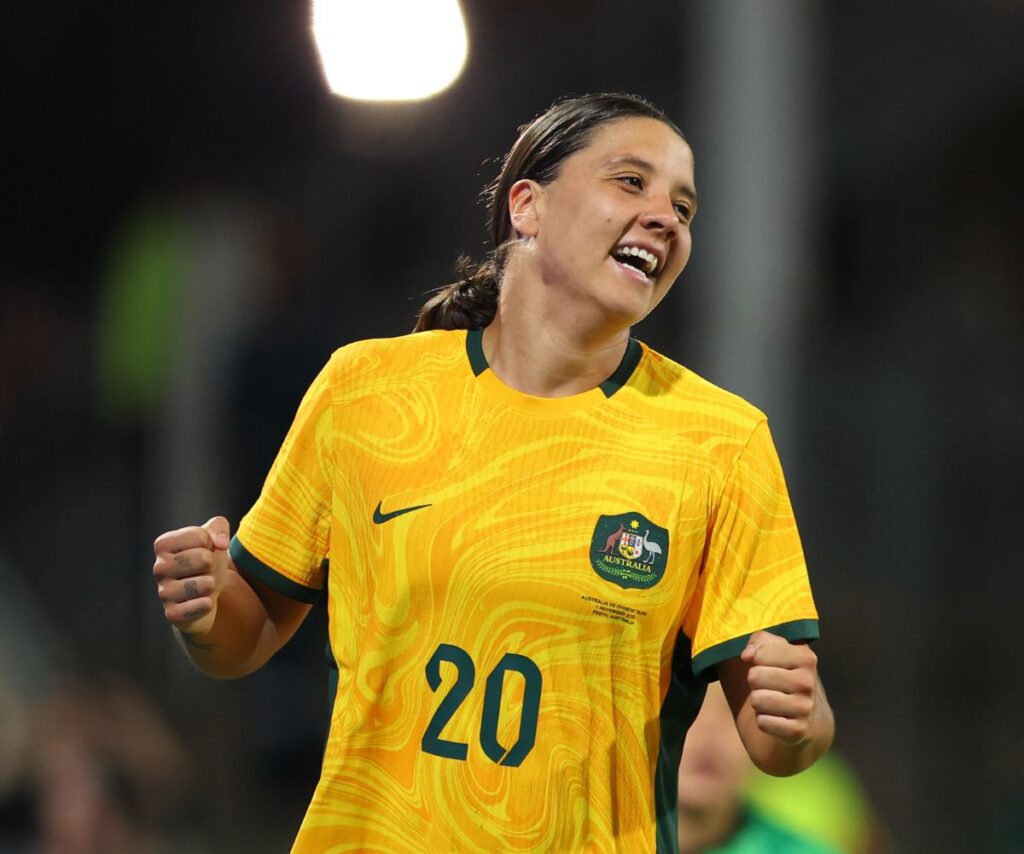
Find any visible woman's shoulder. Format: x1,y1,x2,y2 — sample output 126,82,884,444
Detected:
323,328,467,386
631,340,767,436
330,328,462,358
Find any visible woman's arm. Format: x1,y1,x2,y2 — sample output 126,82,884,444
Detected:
153,516,311,678
717,630,835,776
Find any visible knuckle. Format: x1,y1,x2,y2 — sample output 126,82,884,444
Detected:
155,525,212,556
193,527,214,550
154,527,184,551
798,652,817,671
183,600,210,621
154,555,177,578
171,549,204,576
155,528,187,554
185,548,212,573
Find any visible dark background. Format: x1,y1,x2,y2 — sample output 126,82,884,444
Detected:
1,2,1022,852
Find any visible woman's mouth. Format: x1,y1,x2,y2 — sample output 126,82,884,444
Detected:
610,244,659,285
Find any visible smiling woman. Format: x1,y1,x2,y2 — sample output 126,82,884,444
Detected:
416,94,694,338
499,115,694,343
151,92,833,853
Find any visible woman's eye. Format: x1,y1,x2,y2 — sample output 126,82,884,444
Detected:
674,203,692,222
618,175,643,190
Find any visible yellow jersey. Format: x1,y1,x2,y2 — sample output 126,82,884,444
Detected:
231,328,819,853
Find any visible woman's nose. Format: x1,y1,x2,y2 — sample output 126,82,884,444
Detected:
639,196,679,236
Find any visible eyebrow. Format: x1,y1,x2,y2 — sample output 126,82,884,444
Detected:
605,154,699,208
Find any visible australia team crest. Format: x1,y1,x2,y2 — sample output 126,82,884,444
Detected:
589,513,669,590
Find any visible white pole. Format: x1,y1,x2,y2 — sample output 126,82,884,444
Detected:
686,1,820,466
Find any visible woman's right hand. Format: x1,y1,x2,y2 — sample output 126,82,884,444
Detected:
152,517,231,637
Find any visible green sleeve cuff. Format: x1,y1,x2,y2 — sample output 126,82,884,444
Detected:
229,535,325,605
691,619,819,681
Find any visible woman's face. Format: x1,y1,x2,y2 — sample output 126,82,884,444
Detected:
676,683,750,813
513,116,696,329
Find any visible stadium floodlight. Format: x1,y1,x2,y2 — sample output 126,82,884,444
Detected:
311,0,469,102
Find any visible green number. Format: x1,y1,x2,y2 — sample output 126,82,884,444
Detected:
421,643,475,760
479,653,543,767
421,645,543,766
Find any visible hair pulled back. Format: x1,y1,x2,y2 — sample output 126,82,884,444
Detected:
413,93,683,332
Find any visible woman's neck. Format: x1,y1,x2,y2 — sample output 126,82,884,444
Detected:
482,253,632,398
482,309,630,399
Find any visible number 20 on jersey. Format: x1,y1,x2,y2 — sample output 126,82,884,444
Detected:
421,643,543,767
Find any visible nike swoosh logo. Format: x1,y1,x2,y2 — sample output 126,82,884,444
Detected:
373,500,432,524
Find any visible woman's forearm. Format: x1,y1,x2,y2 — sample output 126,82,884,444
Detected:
174,564,282,678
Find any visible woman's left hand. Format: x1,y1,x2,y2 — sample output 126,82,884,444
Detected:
739,630,821,744
718,630,835,775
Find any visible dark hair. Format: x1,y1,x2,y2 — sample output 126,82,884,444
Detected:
413,93,684,332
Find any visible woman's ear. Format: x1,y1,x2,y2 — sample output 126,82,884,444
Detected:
507,179,542,238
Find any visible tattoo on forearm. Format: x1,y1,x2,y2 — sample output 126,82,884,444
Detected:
180,632,216,652
184,579,199,599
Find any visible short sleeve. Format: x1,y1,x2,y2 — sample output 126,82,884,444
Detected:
230,360,334,603
683,420,819,679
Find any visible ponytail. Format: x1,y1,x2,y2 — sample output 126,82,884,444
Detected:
413,254,501,333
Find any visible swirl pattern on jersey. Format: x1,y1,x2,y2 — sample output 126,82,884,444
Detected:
234,329,818,853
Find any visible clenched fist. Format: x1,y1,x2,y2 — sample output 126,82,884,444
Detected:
152,516,231,637
740,630,821,745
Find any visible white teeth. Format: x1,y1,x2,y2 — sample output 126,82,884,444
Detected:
614,246,659,275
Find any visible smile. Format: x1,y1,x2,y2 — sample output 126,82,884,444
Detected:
610,244,661,286
611,258,650,286
611,245,659,276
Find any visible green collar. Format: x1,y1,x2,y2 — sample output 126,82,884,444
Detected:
465,328,641,399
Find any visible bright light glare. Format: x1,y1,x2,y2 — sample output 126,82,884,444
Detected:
312,0,469,102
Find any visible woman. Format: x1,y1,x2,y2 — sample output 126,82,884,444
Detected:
153,93,834,853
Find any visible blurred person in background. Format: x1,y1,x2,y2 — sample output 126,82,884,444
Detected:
151,92,834,852
28,676,199,854
677,682,838,854
0,554,201,853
